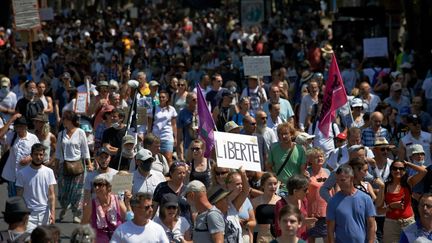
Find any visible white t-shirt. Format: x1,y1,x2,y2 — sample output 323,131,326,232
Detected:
16,165,56,211
110,220,169,243
1,131,39,182
55,128,90,162
132,169,166,194
309,122,340,159
299,95,318,131
147,105,177,141
0,91,17,122
153,216,190,242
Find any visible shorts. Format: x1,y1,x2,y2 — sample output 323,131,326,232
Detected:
307,217,327,238
160,140,174,153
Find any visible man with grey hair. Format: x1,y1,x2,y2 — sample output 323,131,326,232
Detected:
111,192,168,243
326,164,377,243
184,180,225,243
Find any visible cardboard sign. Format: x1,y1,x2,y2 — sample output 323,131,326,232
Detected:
39,7,54,21
243,56,271,77
12,0,41,30
363,37,388,58
214,132,262,172
74,92,88,114
241,0,264,28
111,173,133,194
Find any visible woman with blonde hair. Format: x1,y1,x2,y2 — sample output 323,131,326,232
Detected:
32,113,56,169
171,78,188,113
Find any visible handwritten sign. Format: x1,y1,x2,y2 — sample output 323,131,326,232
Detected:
12,0,41,30
363,37,388,58
74,92,88,114
111,173,133,194
214,132,262,172
243,56,271,77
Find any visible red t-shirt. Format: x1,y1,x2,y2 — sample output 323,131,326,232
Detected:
385,186,413,219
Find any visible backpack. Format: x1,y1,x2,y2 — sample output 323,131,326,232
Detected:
0,230,30,243
196,208,240,243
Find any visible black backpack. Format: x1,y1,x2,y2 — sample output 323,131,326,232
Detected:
196,208,240,243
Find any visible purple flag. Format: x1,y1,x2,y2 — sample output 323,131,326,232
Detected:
197,84,216,157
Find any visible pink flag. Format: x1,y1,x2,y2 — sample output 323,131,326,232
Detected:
197,84,216,157
318,54,348,137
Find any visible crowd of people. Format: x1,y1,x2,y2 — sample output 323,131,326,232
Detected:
0,1,432,243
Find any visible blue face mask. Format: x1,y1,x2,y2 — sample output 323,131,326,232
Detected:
0,87,9,99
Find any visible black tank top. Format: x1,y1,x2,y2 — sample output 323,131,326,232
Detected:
255,204,276,224
189,159,212,188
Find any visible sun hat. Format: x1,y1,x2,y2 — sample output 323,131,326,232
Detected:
207,185,231,204
3,197,31,214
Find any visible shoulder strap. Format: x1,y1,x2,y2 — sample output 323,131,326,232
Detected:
276,145,296,176
0,231,9,241
150,103,156,132
14,232,31,243
11,132,18,146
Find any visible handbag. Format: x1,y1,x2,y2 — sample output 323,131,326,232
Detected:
61,130,84,176
0,132,18,183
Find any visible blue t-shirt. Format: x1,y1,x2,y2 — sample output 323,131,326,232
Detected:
326,190,376,243
263,98,294,121
238,198,253,220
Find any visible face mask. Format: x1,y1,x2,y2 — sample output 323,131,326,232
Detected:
140,161,152,172
27,90,36,98
111,122,119,129
412,159,425,166
122,147,135,159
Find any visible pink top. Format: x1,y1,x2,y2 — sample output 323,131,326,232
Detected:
91,194,123,243
307,168,330,217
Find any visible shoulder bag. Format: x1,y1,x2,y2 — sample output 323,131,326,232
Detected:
62,130,84,176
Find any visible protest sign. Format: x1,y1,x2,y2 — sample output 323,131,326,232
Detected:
214,132,262,172
12,0,41,30
39,7,54,21
111,173,133,194
241,0,264,28
363,37,388,58
243,56,271,77
74,92,88,114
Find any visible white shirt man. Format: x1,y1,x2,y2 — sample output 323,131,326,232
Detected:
16,143,56,233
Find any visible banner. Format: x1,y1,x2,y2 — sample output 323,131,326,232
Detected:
318,54,348,137
242,56,271,77
214,132,262,172
197,84,216,157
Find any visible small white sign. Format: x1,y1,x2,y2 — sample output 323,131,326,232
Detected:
39,7,54,21
214,132,262,172
13,0,41,30
111,173,133,194
129,7,138,19
363,37,388,58
243,56,271,77
74,92,88,114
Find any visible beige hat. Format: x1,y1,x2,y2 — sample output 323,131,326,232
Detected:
295,132,315,145
373,137,395,148
224,121,240,132
0,77,10,87
181,180,206,197
390,82,402,91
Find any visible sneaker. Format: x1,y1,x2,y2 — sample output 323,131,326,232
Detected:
73,216,81,224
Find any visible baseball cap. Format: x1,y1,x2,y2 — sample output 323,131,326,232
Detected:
97,81,109,87
390,82,402,91
62,72,71,79
123,135,135,145
96,147,110,156
182,180,206,197
149,80,160,87
135,149,154,162
407,144,425,157
224,121,240,132
336,132,347,140
161,193,179,208
221,89,235,98
295,132,315,144
350,98,363,108
407,114,420,124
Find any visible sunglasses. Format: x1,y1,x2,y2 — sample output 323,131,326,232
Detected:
215,171,229,176
249,123,256,126
260,117,267,120
178,84,185,86
191,147,201,152
316,177,327,183
93,183,106,187
144,204,154,210
391,167,406,172
166,206,177,210
380,148,389,152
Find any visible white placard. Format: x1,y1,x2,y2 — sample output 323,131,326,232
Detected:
214,132,262,172
12,0,41,30
363,37,388,58
111,173,133,194
74,92,88,114
39,7,54,21
129,7,138,19
242,56,271,77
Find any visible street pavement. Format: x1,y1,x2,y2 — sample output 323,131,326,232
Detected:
0,184,77,241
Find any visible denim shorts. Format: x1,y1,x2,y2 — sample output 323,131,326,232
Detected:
160,140,174,153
